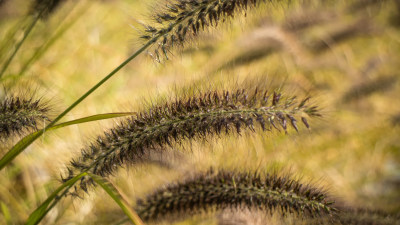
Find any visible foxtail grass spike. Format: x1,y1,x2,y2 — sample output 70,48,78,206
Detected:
0,94,51,141
135,169,337,222
141,0,268,62
63,86,320,192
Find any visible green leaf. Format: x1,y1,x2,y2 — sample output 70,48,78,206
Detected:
0,112,136,171
88,173,144,225
49,112,137,130
26,172,87,225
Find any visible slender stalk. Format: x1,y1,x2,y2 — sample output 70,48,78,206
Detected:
35,187,72,225
26,172,88,225
0,39,154,171
0,14,41,78
18,2,85,78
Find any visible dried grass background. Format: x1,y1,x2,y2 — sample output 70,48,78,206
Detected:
0,0,399,224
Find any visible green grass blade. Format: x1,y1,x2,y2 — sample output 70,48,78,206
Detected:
88,173,144,225
26,172,87,225
0,112,137,170
49,112,137,130
1,202,12,225
0,14,33,59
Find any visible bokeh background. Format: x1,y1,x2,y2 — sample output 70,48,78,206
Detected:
0,0,399,224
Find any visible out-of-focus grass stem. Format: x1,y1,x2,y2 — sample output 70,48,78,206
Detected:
0,13,42,78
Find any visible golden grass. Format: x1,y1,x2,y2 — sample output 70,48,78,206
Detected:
0,0,399,224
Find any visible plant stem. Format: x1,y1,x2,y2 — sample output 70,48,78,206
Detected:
0,14,41,78
18,2,86,79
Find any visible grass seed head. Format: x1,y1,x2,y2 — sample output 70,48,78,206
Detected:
140,0,268,62
0,94,51,141
63,85,320,193
135,168,337,222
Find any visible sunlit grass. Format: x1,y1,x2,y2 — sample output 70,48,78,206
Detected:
0,0,399,224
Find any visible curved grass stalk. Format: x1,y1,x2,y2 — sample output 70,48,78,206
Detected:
0,112,136,168
0,16,32,58
0,14,41,78
88,173,144,225
17,1,87,80
26,172,145,225
26,172,87,225
0,0,66,78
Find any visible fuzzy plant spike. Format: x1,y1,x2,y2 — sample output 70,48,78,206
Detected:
135,169,337,222
63,86,320,192
140,0,271,62
291,208,400,225
0,94,51,141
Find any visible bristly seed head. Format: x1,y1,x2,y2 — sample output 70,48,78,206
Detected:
0,94,51,141
141,0,267,62
135,168,337,222
63,87,320,193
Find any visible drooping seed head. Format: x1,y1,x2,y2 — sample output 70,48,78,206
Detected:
63,86,320,193
135,168,337,222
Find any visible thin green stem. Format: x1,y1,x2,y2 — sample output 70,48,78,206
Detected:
0,38,156,171
0,15,41,78
26,172,88,225
46,40,155,128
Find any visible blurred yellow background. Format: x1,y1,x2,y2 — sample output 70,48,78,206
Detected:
0,0,399,224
